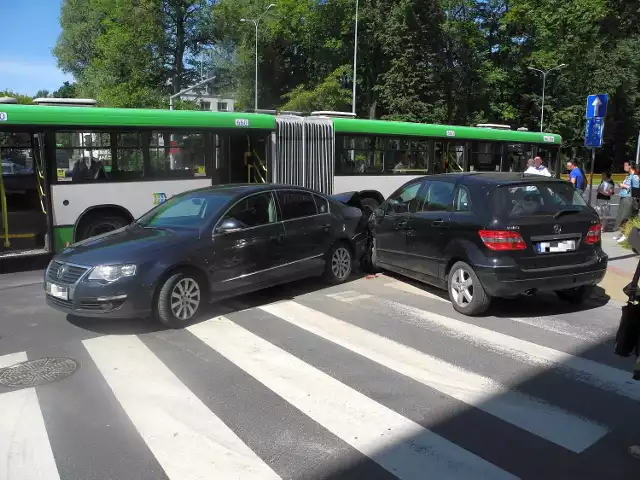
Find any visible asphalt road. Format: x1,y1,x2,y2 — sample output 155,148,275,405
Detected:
0,269,638,480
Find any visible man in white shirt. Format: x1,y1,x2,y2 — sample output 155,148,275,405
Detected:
528,156,552,176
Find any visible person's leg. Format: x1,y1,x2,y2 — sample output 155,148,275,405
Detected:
615,197,632,239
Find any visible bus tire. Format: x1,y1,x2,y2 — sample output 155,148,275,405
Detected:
76,214,129,241
360,197,380,215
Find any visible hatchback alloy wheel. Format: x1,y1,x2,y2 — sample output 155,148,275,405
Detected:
450,267,474,307
170,277,201,321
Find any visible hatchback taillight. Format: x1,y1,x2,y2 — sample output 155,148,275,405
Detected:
478,230,527,251
584,224,601,245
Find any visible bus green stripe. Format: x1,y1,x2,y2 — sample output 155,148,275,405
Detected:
0,105,277,131
53,226,74,252
332,118,562,145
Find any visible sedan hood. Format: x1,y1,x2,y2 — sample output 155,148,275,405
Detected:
55,225,192,265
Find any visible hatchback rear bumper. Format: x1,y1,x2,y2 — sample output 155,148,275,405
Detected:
475,261,608,298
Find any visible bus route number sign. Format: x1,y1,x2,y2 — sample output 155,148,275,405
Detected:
446,130,455,137
0,112,7,122
543,135,555,143
235,119,250,127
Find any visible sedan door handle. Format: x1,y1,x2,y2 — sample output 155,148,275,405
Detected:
431,219,444,226
322,224,331,232
269,233,284,241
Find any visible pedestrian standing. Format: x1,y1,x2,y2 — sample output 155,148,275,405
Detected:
614,161,640,243
596,170,615,218
566,160,586,193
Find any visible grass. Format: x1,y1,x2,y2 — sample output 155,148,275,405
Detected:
559,173,627,184
620,215,640,250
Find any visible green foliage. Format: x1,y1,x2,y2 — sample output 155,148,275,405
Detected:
53,82,78,98
52,0,640,167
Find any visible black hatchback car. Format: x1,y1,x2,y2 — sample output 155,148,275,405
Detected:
369,172,608,315
44,184,370,328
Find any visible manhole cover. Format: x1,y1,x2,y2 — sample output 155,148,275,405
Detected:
0,357,78,388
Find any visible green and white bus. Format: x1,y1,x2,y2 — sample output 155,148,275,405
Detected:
0,98,562,260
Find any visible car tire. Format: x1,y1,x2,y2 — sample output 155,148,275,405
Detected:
324,241,353,285
555,285,595,304
360,236,380,273
156,271,205,329
447,261,491,316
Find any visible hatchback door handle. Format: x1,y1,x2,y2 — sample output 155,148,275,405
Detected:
432,219,444,226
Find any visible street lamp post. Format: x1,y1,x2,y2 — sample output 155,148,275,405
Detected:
352,0,359,115
241,3,276,111
527,63,568,132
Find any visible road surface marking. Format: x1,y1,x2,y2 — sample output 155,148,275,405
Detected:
83,335,280,480
0,388,61,480
342,295,640,402
326,291,373,302
383,281,449,302
0,351,27,369
189,316,517,480
261,301,608,453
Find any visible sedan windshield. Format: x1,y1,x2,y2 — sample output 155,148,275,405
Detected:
135,192,231,229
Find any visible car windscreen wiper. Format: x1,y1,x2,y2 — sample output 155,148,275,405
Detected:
553,208,582,219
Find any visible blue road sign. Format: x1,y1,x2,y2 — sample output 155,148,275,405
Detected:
585,117,604,147
586,94,608,118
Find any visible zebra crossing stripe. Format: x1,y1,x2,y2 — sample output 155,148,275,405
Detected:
345,295,640,402
189,316,518,480
261,301,608,453
82,335,281,480
0,351,27,369
0,389,61,480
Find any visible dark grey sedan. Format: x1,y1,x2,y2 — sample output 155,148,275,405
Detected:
44,184,371,328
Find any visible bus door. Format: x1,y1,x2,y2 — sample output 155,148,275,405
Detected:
216,132,270,185
0,131,49,255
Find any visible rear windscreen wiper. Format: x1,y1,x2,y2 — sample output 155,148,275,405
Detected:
553,208,582,219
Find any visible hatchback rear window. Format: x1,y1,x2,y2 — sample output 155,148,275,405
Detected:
488,182,588,218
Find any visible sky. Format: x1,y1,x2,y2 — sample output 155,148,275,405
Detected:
0,0,73,96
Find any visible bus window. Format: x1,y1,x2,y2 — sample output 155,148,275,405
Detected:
0,132,33,175
505,143,534,173
150,132,207,178
434,141,465,173
534,146,560,177
470,142,502,172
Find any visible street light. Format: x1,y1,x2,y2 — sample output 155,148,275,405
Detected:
527,63,568,132
241,3,276,111
352,0,359,115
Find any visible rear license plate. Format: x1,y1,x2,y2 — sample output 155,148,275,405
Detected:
46,282,69,301
537,240,576,253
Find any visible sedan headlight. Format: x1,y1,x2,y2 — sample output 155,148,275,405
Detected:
88,264,137,282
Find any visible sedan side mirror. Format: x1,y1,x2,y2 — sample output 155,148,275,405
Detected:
216,218,243,235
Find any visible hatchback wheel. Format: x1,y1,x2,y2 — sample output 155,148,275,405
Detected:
447,261,491,316
156,271,204,328
325,242,353,284
555,285,594,304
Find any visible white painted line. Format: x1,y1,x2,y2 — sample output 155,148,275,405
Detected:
83,335,280,480
0,351,28,369
381,281,607,340
189,316,518,480
261,301,608,453
354,297,640,403
0,388,61,480
383,281,449,303
326,291,373,303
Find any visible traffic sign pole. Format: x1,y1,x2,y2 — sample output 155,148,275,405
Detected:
588,148,596,205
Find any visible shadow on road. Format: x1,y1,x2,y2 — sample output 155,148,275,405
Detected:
315,324,640,480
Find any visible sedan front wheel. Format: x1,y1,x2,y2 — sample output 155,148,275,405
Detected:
156,271,205,328
324,242,353,285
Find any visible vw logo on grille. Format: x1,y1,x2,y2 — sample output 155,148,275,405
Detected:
553,224,562,234
56,264,67,279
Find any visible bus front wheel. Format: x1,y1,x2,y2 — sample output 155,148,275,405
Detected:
76,214,129,241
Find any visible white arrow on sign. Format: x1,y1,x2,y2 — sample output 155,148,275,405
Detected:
591,96,602,116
